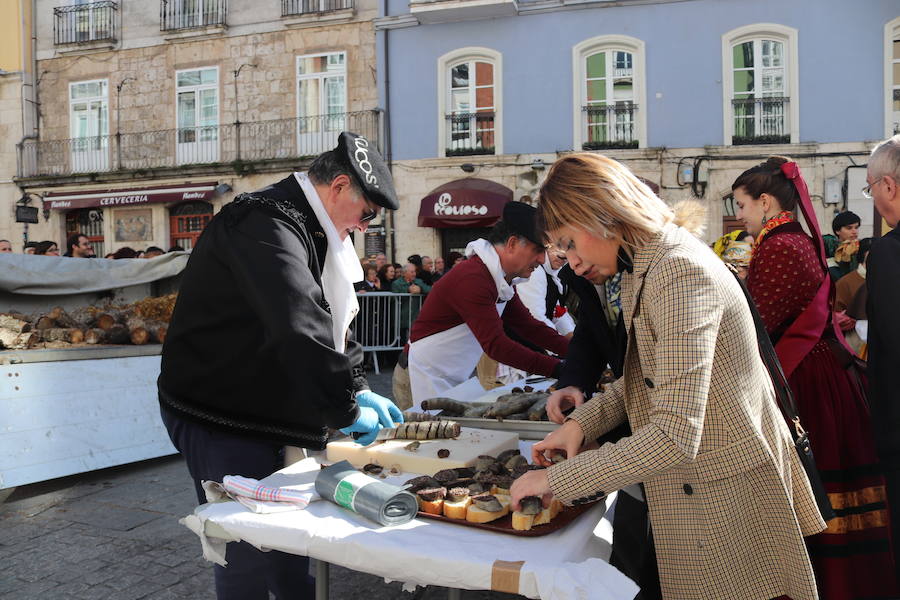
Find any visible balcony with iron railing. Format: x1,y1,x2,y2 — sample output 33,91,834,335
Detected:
54,1,118,46
282,0,353,15
160,0,227,31
17,110,381,180
582,103,639,150
732,96,790,145
445,112,495,157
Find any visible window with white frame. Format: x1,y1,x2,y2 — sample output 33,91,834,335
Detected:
176,67,218,164
296,52,346,155
722,24,798,145
69,79,109,172
886,17,900,136
573,36,646,151
438,48,502,157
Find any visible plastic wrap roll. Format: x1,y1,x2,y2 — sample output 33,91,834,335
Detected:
315,460,418,526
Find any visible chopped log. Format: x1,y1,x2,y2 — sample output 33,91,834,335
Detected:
46,307,64,322
130,327,150,345
84,328,105,345
105,324,129,344
0,313,31,333
68,307,97,329
34,316,56,330
5,310,31,323
83,325,129,345
95,313,119,331
52,308,81,329
126,317,167,345
36,328,84,343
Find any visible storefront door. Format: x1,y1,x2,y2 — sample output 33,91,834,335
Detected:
169,201,213,250
441,227,491,262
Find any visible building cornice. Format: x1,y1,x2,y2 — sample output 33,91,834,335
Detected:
375,0,697,29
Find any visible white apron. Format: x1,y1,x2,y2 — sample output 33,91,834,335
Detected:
408,239,514,408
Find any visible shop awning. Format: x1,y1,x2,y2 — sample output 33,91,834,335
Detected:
418,178,513,228
42,182,218,211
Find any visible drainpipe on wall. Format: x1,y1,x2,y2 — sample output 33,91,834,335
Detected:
379,0,396,264
15,0,40,246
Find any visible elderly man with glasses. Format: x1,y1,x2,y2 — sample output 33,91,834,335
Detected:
157,132,404,600
865,134,900,584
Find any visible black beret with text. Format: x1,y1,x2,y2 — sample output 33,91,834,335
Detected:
335,131,399,210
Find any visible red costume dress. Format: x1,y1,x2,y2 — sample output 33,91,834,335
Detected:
748,218,897,600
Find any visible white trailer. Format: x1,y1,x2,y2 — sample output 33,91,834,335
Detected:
0,253,187,492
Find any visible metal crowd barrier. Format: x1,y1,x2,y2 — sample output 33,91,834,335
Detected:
352,292,425,374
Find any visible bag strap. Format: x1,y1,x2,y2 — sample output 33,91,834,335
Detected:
727,264,805,438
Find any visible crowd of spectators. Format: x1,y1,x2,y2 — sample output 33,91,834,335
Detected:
355,251,463,295
0,232,183,259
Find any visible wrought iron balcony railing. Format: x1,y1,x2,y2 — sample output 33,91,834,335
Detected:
282,0,353,15
17,110,381,179
445,112,495,157
160,0,226,31
732,97,790,145
582,103,639,150
54,1,118,45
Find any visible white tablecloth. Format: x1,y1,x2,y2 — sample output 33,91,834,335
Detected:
182,458,639,600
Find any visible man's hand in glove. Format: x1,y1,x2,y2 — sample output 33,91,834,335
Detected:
339,406,383,446
356,390,404,428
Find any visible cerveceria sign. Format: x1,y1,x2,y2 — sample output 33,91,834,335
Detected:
42,183,217,211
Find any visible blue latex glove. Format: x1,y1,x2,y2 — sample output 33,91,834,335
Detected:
338,406,383,446
356,390,404,428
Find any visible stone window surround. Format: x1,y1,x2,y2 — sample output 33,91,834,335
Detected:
436,46,503,158
721,23,799,146
571,34,647,151
884,16,900,138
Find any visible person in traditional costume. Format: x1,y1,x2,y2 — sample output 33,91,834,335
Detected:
733,156,898,599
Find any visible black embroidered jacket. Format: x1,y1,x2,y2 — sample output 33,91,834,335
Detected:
158,175,366,449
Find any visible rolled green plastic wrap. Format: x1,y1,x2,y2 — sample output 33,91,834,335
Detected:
315,460,418,526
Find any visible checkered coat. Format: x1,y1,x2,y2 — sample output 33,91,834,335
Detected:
547,224,826,600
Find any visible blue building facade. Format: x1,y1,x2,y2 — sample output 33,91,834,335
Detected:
379,0,897,158
373,0,899,262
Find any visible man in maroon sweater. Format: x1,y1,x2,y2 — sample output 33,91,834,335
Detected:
406,202,569,407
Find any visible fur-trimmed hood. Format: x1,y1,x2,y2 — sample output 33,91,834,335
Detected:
671,199,707,238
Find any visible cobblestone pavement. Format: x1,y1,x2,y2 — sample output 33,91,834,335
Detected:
0,365,520,600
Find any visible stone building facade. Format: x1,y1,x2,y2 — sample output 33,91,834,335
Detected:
375,0,899,263
12,0,381,256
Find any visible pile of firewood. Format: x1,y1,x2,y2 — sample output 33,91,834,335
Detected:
0,293,177,350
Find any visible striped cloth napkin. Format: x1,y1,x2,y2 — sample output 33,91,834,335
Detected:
216,475,320,514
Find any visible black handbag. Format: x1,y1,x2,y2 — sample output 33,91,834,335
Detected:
728,266,836,522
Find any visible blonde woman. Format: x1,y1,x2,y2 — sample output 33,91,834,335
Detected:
510,153,825,600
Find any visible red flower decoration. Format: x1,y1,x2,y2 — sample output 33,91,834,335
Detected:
780,161,800,180
554,305,568,319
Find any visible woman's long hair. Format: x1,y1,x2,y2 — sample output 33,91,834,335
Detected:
538,153,704,255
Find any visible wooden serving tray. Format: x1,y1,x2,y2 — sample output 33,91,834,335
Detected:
416,501,600,537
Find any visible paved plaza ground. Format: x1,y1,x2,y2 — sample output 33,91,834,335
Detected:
0,365,519,599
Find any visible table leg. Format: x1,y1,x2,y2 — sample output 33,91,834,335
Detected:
446,588,462,600
316,560,330,600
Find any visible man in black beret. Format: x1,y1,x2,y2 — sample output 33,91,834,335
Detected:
400,201,570,408
158,132,403,599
